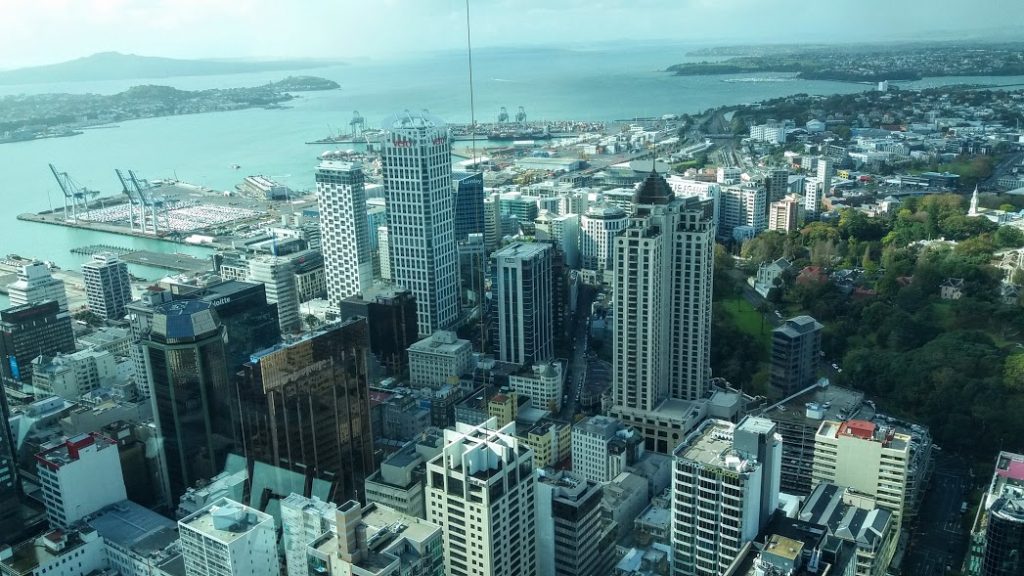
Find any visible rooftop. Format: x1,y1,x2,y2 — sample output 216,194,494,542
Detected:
675,419,757,475
408,330,470,355
179,498,272,544
86,501,178,560
36,432,117,470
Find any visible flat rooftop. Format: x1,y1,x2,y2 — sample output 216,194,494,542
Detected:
675,420,756,474
179,498,271,544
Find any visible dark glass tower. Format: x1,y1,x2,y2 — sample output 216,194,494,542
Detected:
235,317,375,504
142,300,235,505
983,492,1024,576
453,171,485,243
0,387,22,544
0,300,76,384
339,286,417,376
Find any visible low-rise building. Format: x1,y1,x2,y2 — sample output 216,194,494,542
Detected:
407,331,473,389
799,483,897,576
36,432,127,529
178,498,277,576
572,415,644,484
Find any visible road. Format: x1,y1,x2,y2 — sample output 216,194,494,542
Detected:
559,285,597,420
983,151,1023,190
900,453,971,576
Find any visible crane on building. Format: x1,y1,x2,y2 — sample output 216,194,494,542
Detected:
49,163,100,221
515,106,527,123
497,107,509,123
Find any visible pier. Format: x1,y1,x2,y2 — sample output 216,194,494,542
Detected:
71,245,212,273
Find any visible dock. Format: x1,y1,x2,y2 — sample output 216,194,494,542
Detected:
72,245,212,273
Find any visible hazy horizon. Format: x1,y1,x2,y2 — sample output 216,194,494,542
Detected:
3,0,1023,70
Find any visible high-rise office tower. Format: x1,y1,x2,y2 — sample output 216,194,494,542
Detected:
770,315,823,395
339,285,418,375
426,418,538,576
535,470,615,576
0,387,21,544
316,161,373,305
35,432,128,528
247,255,301,333
141,300,234,505
236,317,375,504
281,494,337,576
82,252,133,320
7,261,68,311
609,171,715,453
671,417,781,576
493,241,553,366
804,177,822,219
453,171,485,242
484,192,503,250
764,167,791,202
0,300,76,384
381,112,459,336
719,182,767,239
179,497,277,576
968,451,1024,576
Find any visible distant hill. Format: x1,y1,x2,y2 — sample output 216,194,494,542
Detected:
0,52,341,85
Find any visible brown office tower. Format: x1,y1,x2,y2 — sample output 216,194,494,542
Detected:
236,317,375,504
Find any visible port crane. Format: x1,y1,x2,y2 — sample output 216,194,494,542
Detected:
115,168,166,235
515,106,527,123
497,107,509,123
350,111,366,136
49,163,100,221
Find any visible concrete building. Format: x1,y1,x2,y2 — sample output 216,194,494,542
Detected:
247,255,301,333
35,432,127,528
381,112,459,336
719,182,767,239
363,437,444,519
804,177,822,219
7,262,68,311
236,318,375,504
580,200,627,276
377,226,392,281
549,213,580,268
408,330,473,389
770,316,823,396
82,253,132,321
0,300,76,384
508,361,564,413
749,123,786,144
307,500,444,576
671,417,782,576
281,494,337,576
609,171,715,453
535,470,615,576
665,177,720,229
484,192,503,251
768,197,800,232
966,451,1024,576
288,249,327,303
178,498,277,576
494,242,554,366
316,161,373,305
572,415,645,484
426,418,537,576
817,156,833,197
799,483,897,576
812,419,912,528
31,349,117,401
84,500,180,576
0,529,107,576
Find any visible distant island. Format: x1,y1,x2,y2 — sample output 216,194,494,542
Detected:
0,76,340,144
0,51,342,85
668,43,1024,82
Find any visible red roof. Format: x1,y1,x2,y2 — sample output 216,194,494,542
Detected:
997,459,1024,481
840,419,876,440
796,266,828,286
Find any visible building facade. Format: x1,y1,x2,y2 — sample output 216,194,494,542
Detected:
247,255,301,333
381,112,460,336
179,497,277,576
281,494,337,576
7,262,68,311
408,330,473,389
316,161,373,305
426,419,537,576
494,242,554,366
0,300,76,384
82,252,133,321
770,316,823,396
453,171,485,242
535,470,615,576
35,432,128,528
580,201,627,276
236,318,376,504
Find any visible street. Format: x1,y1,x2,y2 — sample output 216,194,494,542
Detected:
559,285,596,420
900,453,971,576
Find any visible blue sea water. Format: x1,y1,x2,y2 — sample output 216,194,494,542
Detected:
2,43,1023,302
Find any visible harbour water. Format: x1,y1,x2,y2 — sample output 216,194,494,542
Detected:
2,42,1024,298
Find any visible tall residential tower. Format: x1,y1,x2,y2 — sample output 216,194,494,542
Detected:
316,161,373,305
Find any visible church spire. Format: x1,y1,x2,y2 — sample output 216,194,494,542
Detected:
969,185,979,217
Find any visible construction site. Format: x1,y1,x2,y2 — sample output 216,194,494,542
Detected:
21,164,290,246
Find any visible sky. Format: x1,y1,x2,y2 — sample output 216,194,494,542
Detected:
2,0,1022,68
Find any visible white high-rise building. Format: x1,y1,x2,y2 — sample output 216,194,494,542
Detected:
571,415,644,484
719,182,767,238
377,225,392,281
580,200,627,276
36,432,128,528
426,418,538,576
381,112,460,336
665,176,721,229
817,156,833,197
179,497,277,576
82,252,132,320
281,494,337,576
671,417,782,576
609,171,715,453
494,241,554,366
316,161,373,305
804,177,823,219
247,256,301,333
484,192,503,250
549,213,580,267
7,261,68,311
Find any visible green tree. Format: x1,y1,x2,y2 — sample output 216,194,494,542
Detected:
1004,354,1024,391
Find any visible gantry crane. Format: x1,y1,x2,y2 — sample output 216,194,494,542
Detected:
49,163,100,221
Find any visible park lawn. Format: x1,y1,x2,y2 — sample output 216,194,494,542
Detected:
723,297,772,351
